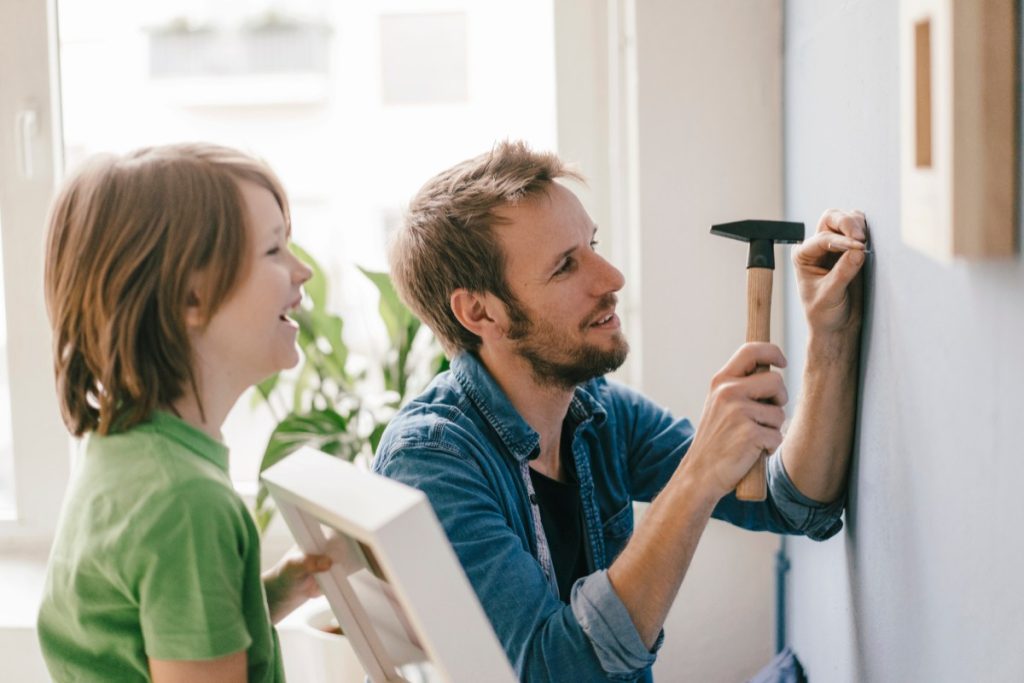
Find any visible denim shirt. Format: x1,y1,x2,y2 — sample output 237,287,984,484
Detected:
373,353,844,682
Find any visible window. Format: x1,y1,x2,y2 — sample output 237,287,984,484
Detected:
0,229,15,515
49,0,557,494
380,12,468,105
0,0,71,542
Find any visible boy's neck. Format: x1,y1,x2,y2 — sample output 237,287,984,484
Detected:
169,382,242,443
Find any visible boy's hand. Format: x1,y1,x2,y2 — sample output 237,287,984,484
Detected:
262,550,332,624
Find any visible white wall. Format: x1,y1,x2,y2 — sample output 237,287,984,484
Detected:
634,3,785,680
784,1,1024,681
556,1,787,680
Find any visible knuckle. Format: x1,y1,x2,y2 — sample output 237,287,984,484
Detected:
743,421,760,441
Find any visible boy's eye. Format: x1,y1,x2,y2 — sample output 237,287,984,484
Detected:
266,245,282,256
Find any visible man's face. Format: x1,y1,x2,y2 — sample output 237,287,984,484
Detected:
493,183,629,389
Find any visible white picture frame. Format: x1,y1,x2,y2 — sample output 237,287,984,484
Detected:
262,448,516,683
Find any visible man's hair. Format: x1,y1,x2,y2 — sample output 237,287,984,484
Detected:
44,142,290,436
389,140,584,356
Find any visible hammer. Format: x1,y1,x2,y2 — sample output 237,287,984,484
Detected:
710,220,804,501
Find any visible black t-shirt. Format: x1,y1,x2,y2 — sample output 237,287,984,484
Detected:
529,452,589,603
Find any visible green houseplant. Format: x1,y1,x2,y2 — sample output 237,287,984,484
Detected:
252,245,447,532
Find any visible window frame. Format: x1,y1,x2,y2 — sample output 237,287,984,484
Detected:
0,0,71,548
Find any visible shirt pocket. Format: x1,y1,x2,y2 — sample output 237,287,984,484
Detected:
601,502,634,564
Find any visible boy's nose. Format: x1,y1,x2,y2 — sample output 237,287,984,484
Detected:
294,257,313,284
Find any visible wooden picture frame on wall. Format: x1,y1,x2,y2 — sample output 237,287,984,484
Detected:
900,0,1018,261
262,448,516,683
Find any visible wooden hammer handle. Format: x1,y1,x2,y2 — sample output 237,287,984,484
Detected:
736,267,773,502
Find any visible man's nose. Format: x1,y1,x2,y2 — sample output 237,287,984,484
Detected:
594,253,625,294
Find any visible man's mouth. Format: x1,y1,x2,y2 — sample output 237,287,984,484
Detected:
587,310,620,330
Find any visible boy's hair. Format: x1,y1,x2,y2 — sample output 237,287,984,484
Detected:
389,140,583,356
44,143,290,436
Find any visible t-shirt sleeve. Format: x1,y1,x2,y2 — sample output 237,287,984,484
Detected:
128,479,253,661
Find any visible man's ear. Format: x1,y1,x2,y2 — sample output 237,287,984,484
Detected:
450,288,507,342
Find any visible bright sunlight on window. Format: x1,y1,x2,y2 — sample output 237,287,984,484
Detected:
56,0,557,490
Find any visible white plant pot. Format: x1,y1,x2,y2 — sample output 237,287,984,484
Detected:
290,602,367,683
281,598,440,683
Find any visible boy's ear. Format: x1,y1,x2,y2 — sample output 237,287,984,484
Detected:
184,275,206,329
450,289,507,342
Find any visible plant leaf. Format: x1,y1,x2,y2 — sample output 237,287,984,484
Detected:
253,373,280,405
258,408,353,475
359,268,413,349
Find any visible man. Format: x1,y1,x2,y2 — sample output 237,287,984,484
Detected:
374,141,866,681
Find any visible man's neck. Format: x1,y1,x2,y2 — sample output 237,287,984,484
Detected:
477,347,574,481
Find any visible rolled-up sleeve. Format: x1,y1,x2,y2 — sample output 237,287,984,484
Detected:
766,453,845,541
571,570,662,678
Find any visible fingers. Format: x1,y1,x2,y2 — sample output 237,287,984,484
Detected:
718,342,786,378
755,423,785,455
795,231,867,264
819,209,867,241
303,554,332,574
712,361,788,408
739,369,788,406
279,553,332,578
823,246,866,290
748,400,787,429
793,210,869,296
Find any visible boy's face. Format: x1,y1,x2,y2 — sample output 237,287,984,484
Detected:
491,183,629,388
190,180,312,390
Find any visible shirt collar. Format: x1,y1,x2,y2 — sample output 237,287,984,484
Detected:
451,352,608,464
144,410,230,473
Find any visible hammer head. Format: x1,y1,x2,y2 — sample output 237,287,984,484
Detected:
710,219,805,269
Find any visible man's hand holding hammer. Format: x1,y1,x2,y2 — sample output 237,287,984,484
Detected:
609,209,867,649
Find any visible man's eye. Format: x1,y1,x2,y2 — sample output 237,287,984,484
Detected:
555,257,575,275
590,239,600,250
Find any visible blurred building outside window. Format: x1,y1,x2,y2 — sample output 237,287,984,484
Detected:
55,0,557,489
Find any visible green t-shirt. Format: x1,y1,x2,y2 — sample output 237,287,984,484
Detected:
37,411,284,682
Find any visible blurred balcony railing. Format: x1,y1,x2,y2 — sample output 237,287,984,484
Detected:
148,23,332,78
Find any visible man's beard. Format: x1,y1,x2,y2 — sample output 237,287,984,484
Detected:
506,295,629,390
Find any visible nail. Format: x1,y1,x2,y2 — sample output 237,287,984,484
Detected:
828,241,872,254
